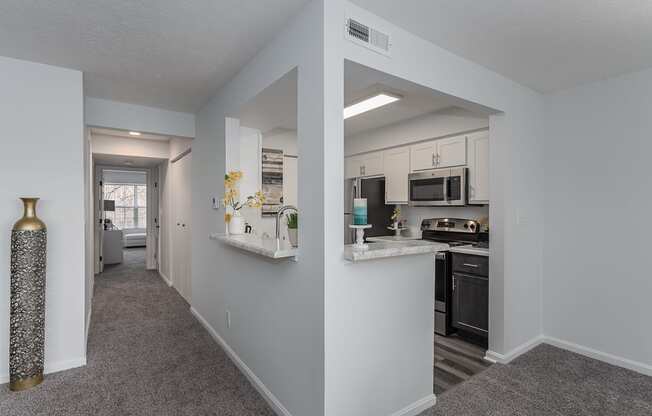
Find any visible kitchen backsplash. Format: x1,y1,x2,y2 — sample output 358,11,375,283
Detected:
398,205,489,237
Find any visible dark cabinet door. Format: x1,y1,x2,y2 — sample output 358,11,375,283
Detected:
451,272,488,337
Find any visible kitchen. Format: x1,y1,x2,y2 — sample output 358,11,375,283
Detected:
342,61,493,394
214,61,495,398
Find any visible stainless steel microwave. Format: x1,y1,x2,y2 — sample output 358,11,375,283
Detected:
408,167,467,206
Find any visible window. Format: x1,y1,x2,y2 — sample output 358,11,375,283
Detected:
104,183,147,229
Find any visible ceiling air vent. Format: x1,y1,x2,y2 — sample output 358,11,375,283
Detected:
345,18,391,56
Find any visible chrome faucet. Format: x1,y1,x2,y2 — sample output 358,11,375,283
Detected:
276,205,298,242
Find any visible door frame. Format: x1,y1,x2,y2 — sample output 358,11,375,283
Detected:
94,164,159,271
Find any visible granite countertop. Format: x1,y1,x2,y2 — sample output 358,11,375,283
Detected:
344,239,449,262
209,233,298,260
449,245,489,257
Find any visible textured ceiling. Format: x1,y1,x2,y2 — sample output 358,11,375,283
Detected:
0,0,309,112
352,0,652,92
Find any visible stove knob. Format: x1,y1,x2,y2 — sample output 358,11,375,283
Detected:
469,223,476,231
463,223,468,229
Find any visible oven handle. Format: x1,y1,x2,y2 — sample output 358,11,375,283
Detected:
443,176,449,202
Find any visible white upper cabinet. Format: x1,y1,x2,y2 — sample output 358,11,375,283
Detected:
410,142,437,171
345,155,363,179
410,135,467,172
362,151,383,177
437,136,467,168
383,146,411,204
467,132,489,204
345,151,384,178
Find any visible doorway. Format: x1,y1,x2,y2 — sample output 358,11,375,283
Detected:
341,60,498,396
95,165,160,273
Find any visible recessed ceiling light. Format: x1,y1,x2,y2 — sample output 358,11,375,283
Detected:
344,93,401,120
128,131,141,136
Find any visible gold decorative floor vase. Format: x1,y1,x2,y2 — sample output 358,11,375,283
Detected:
9,198,47,391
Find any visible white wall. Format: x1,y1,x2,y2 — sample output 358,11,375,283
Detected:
169,137,193,159
345,107,488,156
91,134,170,159
85,97,195,138
543,67,652,375
84,128,94,345
263,128,299,156
323,2,545,414
192,1,325,415
0,56,86,381
103,170,147,184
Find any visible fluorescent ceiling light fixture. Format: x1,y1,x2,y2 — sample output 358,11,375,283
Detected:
128,131,141,136
344,93,401,119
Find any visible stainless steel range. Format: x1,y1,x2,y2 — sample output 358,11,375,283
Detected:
421,218,488,336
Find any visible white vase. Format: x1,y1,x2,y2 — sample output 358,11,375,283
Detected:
228,212,245,235
287,228,298,247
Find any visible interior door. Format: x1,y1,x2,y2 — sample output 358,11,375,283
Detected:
171,152,192,303
96,168,105,273
182,153,192,302
146,166,160,270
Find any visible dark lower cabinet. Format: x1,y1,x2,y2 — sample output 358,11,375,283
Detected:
451,253,488,339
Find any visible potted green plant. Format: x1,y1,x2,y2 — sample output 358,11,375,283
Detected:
286,212,298,247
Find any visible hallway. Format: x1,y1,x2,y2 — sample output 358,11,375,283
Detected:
0,248,274,415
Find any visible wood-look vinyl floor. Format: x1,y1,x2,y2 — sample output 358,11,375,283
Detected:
434,334,492,395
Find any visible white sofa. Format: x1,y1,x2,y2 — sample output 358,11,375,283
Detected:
123,228,147,247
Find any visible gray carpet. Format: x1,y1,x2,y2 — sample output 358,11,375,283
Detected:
0,248,275,416
422,343,652,416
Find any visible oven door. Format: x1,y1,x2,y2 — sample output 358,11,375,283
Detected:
408,170,449,206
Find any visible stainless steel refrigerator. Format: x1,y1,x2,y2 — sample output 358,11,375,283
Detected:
344,177,394,244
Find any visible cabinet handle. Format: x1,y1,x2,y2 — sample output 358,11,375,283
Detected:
359,166,363,175
452,276,456,291
463,263,479,268
436,153,441,166
362,165,366,175
432,153,436,166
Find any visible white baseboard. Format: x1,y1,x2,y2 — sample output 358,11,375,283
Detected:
389,394,436,416
190,307,293,416
158,271,173,287
485,335,545,364
85,305,93,345
543,336,652,377
0,357,87,384
485,334,652,377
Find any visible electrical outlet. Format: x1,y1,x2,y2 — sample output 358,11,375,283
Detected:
226,310,231,329
212,196,220,210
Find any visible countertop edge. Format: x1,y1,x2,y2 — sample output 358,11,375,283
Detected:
448,246,489,257
209,234,298,260
343,242,449,262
